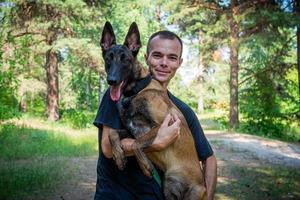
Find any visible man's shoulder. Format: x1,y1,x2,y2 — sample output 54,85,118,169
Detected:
167,91,194,114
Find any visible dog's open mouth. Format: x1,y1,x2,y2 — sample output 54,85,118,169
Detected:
110,80,125,101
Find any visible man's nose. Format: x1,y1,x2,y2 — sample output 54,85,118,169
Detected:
160,56,168,67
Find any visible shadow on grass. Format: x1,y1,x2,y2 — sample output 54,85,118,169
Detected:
216,164,300,200
0,124,98,199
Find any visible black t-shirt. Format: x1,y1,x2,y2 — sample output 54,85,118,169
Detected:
93,88,213,200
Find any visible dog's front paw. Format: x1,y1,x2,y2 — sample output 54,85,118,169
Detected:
112,145,127,170
141,162,154,177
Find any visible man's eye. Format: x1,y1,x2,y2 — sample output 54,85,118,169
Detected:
169,57,177,61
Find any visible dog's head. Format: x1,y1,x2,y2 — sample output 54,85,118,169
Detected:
100,22,141,101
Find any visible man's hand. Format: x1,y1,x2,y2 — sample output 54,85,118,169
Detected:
152,113,181,150
121,113,181,154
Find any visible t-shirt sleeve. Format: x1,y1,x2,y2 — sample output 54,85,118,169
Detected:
93,88,123,130
168,92,213,161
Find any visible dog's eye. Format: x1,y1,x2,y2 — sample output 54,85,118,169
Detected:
109,53,114,60
120,54,126,61
105,53,114,62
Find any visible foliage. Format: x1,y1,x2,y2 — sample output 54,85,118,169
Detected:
0,71,20,120
239,24,299,140
168,74,199,111
0,0,299,140
60,109,95,129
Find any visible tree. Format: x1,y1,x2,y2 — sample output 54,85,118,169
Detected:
6,0,104,120
165,0,287,129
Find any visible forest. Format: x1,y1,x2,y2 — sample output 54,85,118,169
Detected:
1,0,299,140
1,0,300,199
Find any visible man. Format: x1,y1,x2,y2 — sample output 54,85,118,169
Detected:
94,30,217,200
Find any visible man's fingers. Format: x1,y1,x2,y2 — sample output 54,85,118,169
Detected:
172,116,181,127
172,113,180,121
162,113,172,126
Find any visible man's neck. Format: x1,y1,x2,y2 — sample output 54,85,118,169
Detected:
152,77,168,90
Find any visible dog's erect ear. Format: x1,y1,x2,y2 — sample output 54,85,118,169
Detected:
124,22,141,57
100,22,116,51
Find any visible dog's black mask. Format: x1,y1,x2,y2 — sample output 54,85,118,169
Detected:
100,22,141,101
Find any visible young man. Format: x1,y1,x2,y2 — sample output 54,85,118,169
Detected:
94,31,217,200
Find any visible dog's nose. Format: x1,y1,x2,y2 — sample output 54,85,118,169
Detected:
107,77,117,85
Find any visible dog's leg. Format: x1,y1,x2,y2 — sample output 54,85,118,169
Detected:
108,129,127,170
183,184,207,200
163,172,188,200
131,126,160,177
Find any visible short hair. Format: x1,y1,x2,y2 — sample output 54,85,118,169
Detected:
146,30,183,57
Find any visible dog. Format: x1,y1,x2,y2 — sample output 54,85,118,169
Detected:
100,21,207,200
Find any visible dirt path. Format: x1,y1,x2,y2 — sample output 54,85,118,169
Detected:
206,131,300,168
53,131,300,200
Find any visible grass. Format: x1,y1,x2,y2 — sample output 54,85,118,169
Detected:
0,117,98,200
1,114,300,199
0,124,97,160
210,140,300,200
216,165,300,200
0,157,71,200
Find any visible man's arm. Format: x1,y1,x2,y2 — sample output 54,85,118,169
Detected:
101,126,113,158
203,155,217,200
101,114,181,158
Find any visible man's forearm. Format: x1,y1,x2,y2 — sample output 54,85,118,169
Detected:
204,155,217,200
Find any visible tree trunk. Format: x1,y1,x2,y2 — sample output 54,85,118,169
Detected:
155,5,161,23
228,1,239,129
46,49,59,121
98,75,105,104
86,69,92,111
19,94,26,112
197,31,205,113
295,0,300,98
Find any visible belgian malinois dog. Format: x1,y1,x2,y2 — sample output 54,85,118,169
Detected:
100,22,207,200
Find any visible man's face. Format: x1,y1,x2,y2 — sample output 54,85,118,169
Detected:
145,36,183,86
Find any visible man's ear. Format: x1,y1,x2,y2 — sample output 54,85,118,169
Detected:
100,22,116,52
144,53,148,63
179,57,183,67
124,22,141,57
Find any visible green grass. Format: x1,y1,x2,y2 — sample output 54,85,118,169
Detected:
0,124,97,160
0,157,71,200
210,140,300,200
0,120,98,199
216,165,300,200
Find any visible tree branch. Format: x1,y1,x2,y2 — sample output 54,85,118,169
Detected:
236,0,269,14
190,0,223,12
12,31,45,38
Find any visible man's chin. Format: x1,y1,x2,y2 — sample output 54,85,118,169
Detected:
155,76,169,84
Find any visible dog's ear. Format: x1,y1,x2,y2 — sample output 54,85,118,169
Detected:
100,22,116,52
124,22,141,57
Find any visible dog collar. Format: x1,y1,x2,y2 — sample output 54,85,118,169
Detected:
123,74,152,97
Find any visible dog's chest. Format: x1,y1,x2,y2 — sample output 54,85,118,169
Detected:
117,95,156,138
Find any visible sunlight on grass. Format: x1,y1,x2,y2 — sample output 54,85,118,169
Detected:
0,124,98,160
0,116,99,199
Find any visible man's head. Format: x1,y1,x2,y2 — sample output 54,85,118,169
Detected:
145,31,183,87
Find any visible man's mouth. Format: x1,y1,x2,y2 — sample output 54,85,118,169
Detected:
110,81,125,101
155,69,170,76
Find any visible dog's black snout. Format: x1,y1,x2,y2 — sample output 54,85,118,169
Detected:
107,76,118,86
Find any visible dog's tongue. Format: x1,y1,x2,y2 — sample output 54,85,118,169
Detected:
110,81,124,101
